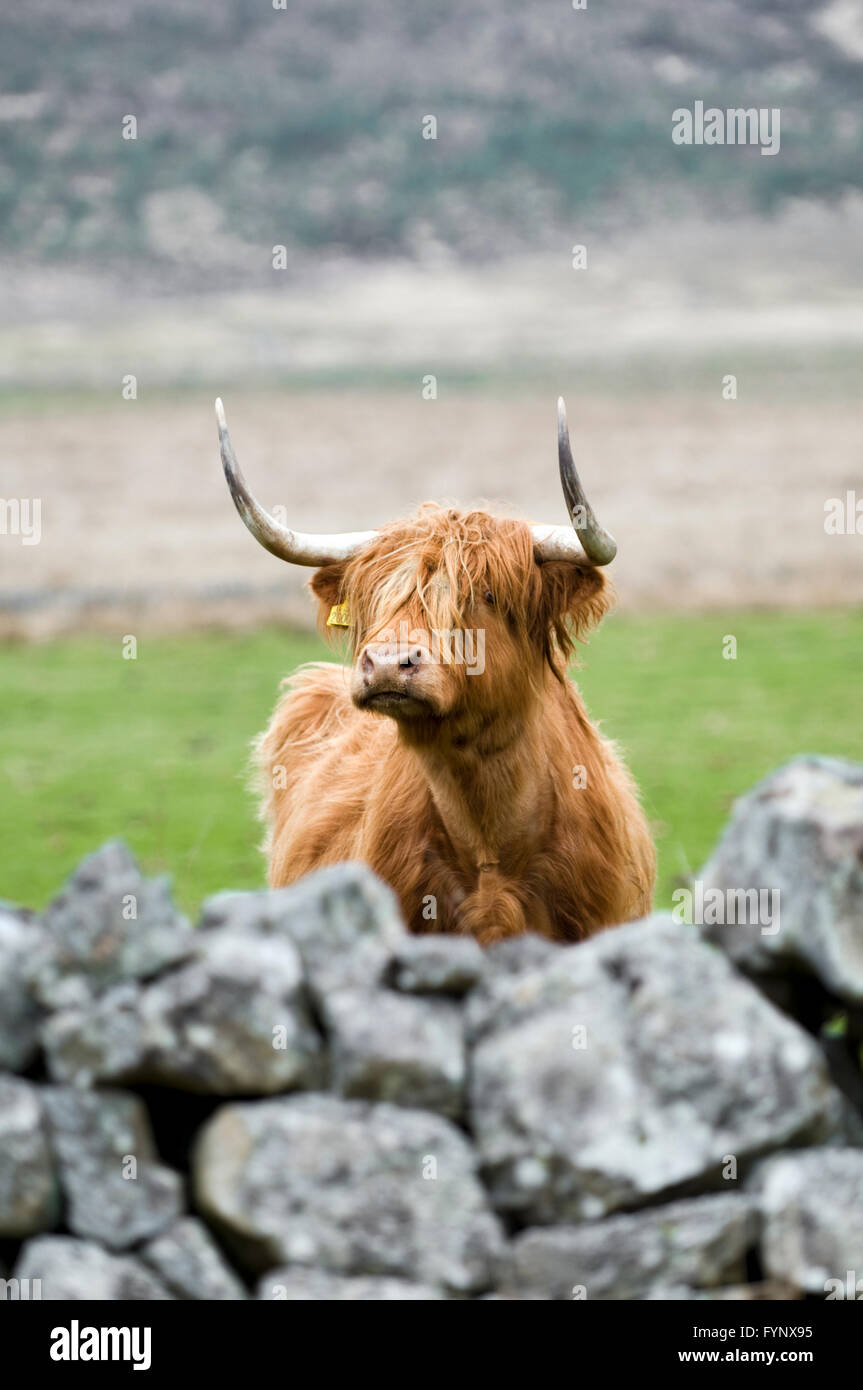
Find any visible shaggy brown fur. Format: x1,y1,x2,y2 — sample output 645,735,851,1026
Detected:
257,506,655,945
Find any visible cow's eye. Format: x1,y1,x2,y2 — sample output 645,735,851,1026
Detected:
484,590,495,606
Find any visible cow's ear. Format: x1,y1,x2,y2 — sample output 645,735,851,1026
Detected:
537,559,612,650
309,562,348,621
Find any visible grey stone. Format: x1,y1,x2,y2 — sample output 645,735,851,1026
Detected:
14,1236,173,1300
42,982,146,1087
466,936,568,1040
0,908,44,1072
141,1217,247,1300
43,930,323,1094
199,889,279,933
256,1269,444,1300
323,988,464,1118
700,756,863,1003
140,928,322,1093
482,933,564,981
498,1194,758,1300
751,1147,863,1295
29,841,195,1008
388,935,485,996
193,1094,502,1291
42,1086,183,1250
278,862,407,998
199,864,406,1001
469,915,843,1222
0,1076,59,1237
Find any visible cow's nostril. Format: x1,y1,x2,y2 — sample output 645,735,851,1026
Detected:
361,650,375,678
400,648,422,669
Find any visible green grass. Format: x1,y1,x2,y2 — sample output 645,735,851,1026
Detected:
2,611,861,917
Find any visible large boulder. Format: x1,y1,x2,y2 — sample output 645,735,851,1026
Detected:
699,757,863,1003
14,1236,173,1300
751,1147,863,1296
42,1087,183,1250
28,841,195,1009
193,1094,502,1292
0,1075,59,1237
468,915,844,1222
497,1194,758,1300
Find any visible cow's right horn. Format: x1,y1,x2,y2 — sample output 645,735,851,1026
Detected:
531,397,618,566
216,399,378,566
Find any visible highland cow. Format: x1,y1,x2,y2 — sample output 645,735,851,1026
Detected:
216,397,655,944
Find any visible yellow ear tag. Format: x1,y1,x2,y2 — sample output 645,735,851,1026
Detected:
326,601,351,628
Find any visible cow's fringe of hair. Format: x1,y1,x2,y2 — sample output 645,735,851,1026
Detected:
317,504,611,677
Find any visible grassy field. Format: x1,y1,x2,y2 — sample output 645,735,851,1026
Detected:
2,610,861,918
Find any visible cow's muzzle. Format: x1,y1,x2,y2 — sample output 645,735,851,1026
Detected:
352,641,435,718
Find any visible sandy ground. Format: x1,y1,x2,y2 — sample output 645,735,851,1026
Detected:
1,381,860,639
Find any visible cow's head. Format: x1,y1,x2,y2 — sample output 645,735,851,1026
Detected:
216,398,616,740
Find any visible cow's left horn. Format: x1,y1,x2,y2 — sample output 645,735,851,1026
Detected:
531,397,618,566
216,399,378,566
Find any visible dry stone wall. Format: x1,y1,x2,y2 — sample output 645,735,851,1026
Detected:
2,755,863,1301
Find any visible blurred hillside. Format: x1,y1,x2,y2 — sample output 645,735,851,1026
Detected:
1,0,862,315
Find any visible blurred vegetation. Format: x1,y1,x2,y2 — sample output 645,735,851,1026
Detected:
2,610,861,917
1,0,860,282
